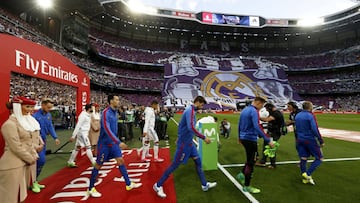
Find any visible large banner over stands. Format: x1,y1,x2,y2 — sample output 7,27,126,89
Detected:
0,34,90,157
162,61,300,109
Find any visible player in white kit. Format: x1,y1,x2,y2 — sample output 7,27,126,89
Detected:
140,100,164,162
67,103,95,167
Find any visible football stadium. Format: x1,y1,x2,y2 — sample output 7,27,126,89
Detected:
0,0,359,202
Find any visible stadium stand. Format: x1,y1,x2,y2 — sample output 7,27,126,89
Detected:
1,3,360,111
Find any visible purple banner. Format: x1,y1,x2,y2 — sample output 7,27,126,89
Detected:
162,60,301,109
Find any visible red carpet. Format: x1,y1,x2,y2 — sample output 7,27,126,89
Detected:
26,148,176,203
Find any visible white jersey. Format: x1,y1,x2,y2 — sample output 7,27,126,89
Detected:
143,107,156,134
196,116,216,128
223,121,231,130
71,111,91,138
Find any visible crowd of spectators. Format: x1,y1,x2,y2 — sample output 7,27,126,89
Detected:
1,7,360,111
288,69,360,94
89,28,360,70
301,94,360,112
10,73,77,106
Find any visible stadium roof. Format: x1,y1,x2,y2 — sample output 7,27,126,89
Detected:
127,0,359,19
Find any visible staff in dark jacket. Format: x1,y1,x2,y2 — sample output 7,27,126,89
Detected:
257,103,285,168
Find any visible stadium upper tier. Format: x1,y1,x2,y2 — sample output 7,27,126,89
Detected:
1,5,360,110
89,27,360,70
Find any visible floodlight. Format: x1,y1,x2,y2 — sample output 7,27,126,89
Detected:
297,17,324,27
127,0,157,14
36,0,53,9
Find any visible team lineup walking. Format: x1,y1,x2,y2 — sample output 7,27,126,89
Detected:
1,1,359,202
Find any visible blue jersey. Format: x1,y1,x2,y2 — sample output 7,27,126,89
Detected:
295,110,324,144
238,105,270,143
177,105,205,145
98,106,120,145
33,109,57,141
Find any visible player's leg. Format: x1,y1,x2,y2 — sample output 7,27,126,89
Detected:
256,138,267,166
141,136,151,162
137,136,143,157
68,136,81,167
67,145,80,167
113,146,142,190
155,142,187,186
306,142,323,182
154,144,185,198
36,143,46,178
297,141,315,184
243,140,257,185
297,141,310,174
190,145,217,191
87,144,107,197
150,129,163,162
80,134,96,165
240,140,260,193
269,133,281,168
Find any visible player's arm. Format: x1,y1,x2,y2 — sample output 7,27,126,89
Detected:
102,109,120,144
186,108,206,140
70,113,83,141
252,110,271,143
47,113,60,145
142,109,150,136
285,118,294,126
309,114,324,145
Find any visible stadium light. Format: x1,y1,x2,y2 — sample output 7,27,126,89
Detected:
126,0,157,14
36,0,53,9
297,17,324,27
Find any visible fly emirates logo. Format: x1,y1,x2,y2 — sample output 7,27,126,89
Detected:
15,50,79,83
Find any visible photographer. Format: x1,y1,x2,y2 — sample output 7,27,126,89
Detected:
156,107,173,140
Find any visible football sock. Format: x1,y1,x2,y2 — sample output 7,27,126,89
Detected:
119,165,131,186
85,146,94,164
307,159,322,176
141,143,150,160
243,163,252,186
154,142,159,159
300,159,307,174
68,148,79,163
194,158,207,186
157,161,180,186
89,167,99,190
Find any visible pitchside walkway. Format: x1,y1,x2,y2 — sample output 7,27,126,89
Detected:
26,148,176,203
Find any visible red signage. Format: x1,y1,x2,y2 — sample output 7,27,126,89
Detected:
202,12,213,23
0,34,90,157
174,11,195,18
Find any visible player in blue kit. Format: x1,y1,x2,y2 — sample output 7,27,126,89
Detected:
295,101,325,185
237,97,274,194
87,95,142,198
32,98,60,193
153,96,217,198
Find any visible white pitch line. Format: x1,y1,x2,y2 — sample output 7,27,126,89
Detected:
170,117,179,126
221,157,360,168
217,163,259,203
170,117,258,203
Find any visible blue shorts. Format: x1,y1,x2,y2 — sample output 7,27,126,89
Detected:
96,143,122,165
297,140,323,160
173,143,199,164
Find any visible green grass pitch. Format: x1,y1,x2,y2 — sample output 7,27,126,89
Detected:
42,113,360,203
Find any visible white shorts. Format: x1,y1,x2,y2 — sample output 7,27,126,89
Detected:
75,132,91,147
145,128,159,142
